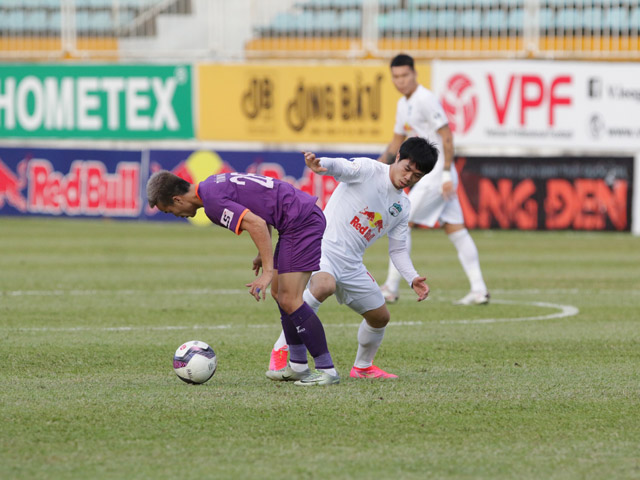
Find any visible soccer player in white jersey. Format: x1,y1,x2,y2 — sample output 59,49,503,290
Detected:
379,53,490,306
267,137,438,379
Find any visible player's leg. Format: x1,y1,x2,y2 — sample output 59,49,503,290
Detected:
268,273,289,371
268,272,336,371
350,306,397,379
443,220,489,305
340,265,398,379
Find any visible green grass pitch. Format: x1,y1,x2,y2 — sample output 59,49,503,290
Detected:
1,217,639,479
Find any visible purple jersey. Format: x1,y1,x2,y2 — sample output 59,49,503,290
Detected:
197,173,319,234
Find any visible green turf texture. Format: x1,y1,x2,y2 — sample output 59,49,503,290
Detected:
1,217,639,479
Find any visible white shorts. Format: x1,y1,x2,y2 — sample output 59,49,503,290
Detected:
314,249,385,315
407,175,464,227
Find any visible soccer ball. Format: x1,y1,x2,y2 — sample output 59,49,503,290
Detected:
173,340,217,384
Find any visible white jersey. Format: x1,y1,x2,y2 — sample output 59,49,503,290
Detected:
394,84,453,183
319,157,411,263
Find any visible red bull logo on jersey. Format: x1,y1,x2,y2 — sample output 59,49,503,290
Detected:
351,207,384,242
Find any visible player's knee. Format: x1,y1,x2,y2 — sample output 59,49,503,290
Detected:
277,294,302,315
365,309,390,329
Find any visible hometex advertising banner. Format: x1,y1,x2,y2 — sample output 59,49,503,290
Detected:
197,63,430,143
432,60,640,151
0,64,194,139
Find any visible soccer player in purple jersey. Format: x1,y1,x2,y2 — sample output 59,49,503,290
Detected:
146,170,340,386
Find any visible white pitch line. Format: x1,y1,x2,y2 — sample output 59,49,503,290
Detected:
438,299,579,325
3,299,578,333
1,287,636,297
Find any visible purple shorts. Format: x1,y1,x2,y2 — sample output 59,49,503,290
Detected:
274,205,325,274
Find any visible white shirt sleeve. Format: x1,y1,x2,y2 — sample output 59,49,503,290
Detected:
393,98,405,136
423,89,449,132
318,157,373,184
388,236,419,287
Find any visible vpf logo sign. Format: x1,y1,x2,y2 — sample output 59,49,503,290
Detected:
441,74,478,135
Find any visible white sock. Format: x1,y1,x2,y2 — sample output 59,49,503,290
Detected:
290,361,309,373
303,288,322,313
448,228,487,294
272,331,287,351
384,232,411,293
317,367,338,376
353,319,386,368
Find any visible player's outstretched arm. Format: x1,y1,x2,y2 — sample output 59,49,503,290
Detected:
411,276,430,302
240,211,274,301
302,151,327,173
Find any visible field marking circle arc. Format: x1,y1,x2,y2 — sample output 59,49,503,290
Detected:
1,289,579,332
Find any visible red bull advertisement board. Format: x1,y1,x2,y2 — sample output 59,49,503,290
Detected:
0,146,376,223
0,147,144,218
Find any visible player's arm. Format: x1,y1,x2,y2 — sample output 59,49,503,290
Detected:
438,124,456,199
388,236,429,302
240,211,273,301
378,133,405,165
303,151,368,184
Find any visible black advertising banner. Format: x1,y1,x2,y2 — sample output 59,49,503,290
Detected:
457,156,633,231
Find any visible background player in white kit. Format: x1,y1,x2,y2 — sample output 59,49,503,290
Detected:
379,53,490,306
267,137,438,379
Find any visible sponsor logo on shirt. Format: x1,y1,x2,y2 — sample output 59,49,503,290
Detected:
221,208,234,227
350,207,384,242
389,203,402,217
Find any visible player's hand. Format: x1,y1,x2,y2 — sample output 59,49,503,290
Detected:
411,276,430,302
246,270,273,302
441,170,455,200
302,151,327,173
252,254,262,276
441,180,455,200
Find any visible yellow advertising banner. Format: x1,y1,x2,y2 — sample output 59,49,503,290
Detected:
197,63,431,143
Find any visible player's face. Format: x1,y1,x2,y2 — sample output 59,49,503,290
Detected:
157,197,197,218
390,158,426,190
391,65,418,97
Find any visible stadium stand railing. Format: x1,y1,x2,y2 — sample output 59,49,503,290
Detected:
0,0,639,61
245,0,640,60
0,0,192,60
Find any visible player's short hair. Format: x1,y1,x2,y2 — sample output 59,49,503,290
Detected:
398,137,439,175
146,170,190,208
390,53,415,70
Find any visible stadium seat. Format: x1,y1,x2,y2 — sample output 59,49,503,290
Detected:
379,9,411,35
339,9,361,32
314,10,339,33
485,9,508,32
436,9,456,32
554,9,577,31
24,10,48,32
582,7,604,31
6,10,25,32
505,7,523,32
605,7,630,32
458,9,482,32
410,10,435,33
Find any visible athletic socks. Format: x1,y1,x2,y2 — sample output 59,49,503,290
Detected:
353,319,386,369
287,302,334,370
303,289,322,313
448,228,487,294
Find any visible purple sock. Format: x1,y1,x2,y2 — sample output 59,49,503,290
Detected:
288,303,334,369
278,304,307,365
